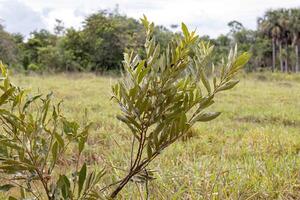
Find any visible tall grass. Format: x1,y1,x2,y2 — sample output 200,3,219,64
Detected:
0,72,297,199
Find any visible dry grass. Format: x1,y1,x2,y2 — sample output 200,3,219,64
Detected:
1,72,300,199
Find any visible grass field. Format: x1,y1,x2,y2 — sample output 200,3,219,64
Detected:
3,72,300,199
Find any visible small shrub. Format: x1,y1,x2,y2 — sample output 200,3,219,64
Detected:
110,16,250,198
0,61,105,199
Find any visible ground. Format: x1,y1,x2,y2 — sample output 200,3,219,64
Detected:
2,72,300,199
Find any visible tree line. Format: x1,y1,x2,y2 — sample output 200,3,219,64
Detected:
0,8,299,73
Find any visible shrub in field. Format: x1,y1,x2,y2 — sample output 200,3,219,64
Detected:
110,16,250,198
0,62,105,199
0,16,250,199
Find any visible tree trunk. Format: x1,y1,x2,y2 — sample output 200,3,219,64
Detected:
285,42,288,73
279,42,284,72
272,38,276,72
295,44,299,73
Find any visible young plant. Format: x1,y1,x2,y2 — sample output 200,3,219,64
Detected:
0,62,105,200
110,16,250,198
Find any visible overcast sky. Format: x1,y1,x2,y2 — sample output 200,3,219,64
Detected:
0,0,299,38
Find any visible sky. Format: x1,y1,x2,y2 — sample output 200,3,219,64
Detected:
0,0,299,38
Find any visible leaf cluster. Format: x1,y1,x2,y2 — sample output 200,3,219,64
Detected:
110,16,250,197
0,62,105,200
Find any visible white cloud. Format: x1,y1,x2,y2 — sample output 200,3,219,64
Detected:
0,0,299,38
0,0,46,35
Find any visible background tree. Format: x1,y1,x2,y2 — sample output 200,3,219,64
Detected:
258,10,282,72
0,24,20,66
1,7,300,73
54,19,66,36
289,8,300,72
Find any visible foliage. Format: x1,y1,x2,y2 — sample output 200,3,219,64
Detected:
0,61,105,199
258,8,300,72
1,7,299,73
0,10,173,72
0,16,250,199
0,25,20,67
110,16,250,198
1,69,299,199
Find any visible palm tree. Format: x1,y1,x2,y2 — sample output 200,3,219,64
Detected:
290,8,300,73
278,8,292,73
258,10,282,72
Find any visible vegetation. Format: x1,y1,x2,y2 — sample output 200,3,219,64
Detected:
1,69,299,199
0,17,250,199
258,8,300,72
109,16,249,198
0,61,105,199
0,8,299,73
0,10,173,73
0,4,299,199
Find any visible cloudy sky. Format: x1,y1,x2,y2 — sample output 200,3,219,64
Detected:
0,0,299,38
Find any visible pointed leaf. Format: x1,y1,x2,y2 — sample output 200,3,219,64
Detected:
78,163,87,197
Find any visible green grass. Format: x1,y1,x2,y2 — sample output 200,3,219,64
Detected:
3,72,300,199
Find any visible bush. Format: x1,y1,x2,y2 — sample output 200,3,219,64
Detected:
0,61,104,199
110,16,250,198
28,63,41,71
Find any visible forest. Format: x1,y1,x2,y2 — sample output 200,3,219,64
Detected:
0,8,300,73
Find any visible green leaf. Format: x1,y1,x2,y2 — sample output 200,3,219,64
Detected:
131,55,140,69
0,159,35,171
42,98,51,123
152,44,160,61
0,139,23,151
181,23,189,39
57,175,71,199
54,132,64,148
22,94,42,112
78,163,87,197
63,120,79,136
0,62,7,77
51,142,59,165
216,80,239,92
137,67,150,84
198,95,214,108
140,15,149,28
147,143,152,158
117,114,141,130
78,136,86,154
179,113,187,132
0,87,15,106
199,68,211,94
135,60,146,76
233,52,251,69
0,184,15,192
191,112,221,123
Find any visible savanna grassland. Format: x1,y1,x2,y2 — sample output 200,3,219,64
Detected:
3,72,300,199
